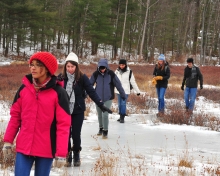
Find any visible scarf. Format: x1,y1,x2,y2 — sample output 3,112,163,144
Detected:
118,66,127,75
32,77,51,89
66,72,75,114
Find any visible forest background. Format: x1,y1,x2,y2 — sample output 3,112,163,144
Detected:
0,0,220,65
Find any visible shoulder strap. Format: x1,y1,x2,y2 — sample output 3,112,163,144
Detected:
165,65,168,72
93,71,99,82
93,70,115,83
129,70,132,80
108,70,115,83
108,70,115,77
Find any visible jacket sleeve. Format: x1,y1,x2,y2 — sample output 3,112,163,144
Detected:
182,68,187,86
197,67,203,86
4,86,23,144
163,66,170,80
83,74,103,107
55,87,71,158
113,74,126,98
130,72,140,93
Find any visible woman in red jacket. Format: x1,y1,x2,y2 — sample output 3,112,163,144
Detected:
2,52,71,176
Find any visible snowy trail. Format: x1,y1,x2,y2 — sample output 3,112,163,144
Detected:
48,114,220,176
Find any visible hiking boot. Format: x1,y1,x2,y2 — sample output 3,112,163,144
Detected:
117,113,128,121
102,130,108,139
97,127,103,136
64,151,72,167
120,114,125,123
64,162,71,167
73,151,81,167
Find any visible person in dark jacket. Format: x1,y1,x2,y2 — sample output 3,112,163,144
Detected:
90,58,126,139
60,53,112,167
2,52,71,176
152,54,170,117
181,58,203,114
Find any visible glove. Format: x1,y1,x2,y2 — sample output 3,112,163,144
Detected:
181,85,184,90
53,157,66,168
137,93,140,96
200,85,203,90
154,76,163,80
2,142,13,161
99,104,113,114
152,78,157,85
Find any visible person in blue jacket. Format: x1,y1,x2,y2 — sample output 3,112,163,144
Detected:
90,58,126,139
60,53,112,167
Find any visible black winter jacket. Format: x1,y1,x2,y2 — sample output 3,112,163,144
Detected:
182,65,203,88
64,74,103,114
153,62,170,88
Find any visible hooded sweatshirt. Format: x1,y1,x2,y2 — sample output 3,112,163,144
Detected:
90,58,126,102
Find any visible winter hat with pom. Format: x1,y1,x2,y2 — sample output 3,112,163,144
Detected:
65,52,79,64
158,54,165,61
29,52,58,75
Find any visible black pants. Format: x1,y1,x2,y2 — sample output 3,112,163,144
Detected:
67,112,84,163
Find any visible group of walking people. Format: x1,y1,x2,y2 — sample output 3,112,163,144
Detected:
152,54,203,117
2,51,203,176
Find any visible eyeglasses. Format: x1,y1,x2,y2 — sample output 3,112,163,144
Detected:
29,63,45,68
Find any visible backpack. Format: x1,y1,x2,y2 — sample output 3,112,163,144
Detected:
129,70,133,90
93,70,115,85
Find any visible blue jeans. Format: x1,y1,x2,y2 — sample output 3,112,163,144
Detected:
156,87,166,112
117,94,129,115
15,152,53,176
184,87,197,110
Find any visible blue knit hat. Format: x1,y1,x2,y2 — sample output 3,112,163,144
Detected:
158,54,165,61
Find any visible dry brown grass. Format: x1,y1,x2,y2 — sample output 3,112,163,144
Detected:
0,133,16,169
0,63,219,131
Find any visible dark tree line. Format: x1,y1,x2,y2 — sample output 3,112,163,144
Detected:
0,0,220,64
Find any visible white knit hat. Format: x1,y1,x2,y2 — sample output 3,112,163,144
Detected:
65,52,79,63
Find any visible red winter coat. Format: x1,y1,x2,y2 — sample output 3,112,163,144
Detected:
4,74,71,158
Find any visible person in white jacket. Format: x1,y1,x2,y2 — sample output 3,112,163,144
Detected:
115,59,141,123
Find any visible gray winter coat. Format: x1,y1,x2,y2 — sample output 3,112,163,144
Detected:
90,58,126,102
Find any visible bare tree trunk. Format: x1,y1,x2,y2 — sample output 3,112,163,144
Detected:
67,29,71,54
192,0,200,55
139,0,150,60
200,0,207,65
113,0,121,60
120,0,128,58
182,3,193,54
